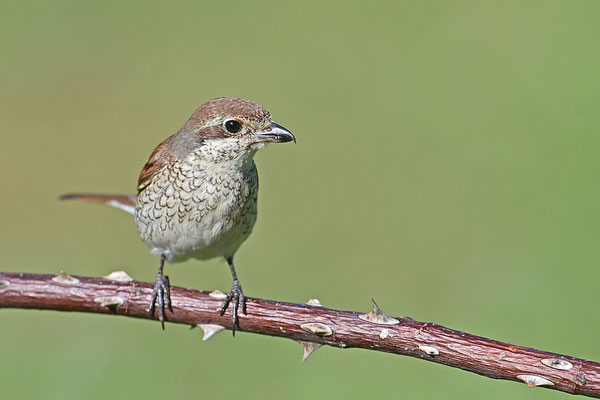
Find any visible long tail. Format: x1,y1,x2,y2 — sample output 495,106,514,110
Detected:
60,193,136,215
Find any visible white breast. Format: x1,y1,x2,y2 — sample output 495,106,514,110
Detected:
135,150,259,263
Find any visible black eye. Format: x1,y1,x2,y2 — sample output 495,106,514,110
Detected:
224,119,242,134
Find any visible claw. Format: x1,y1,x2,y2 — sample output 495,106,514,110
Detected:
164,276,173,312
241,291,247,315
149,256,172,330
219,279,246,336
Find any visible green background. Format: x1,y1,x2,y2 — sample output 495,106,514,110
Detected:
1,1,599,399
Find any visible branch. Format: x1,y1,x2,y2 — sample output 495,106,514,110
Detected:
1,271,598,397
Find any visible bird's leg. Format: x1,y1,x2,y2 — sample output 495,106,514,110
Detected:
219,256,247,336
149,253,173,329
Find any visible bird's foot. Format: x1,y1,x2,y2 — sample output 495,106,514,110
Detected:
219,279,247,336
149,273,173,330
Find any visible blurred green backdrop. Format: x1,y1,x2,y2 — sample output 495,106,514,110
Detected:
1,1,599,399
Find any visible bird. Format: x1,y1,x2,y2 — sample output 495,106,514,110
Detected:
61,97,296,333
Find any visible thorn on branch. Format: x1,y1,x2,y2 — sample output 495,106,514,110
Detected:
208,290,227,300
358,299,399,325
103,271,134,282
300,322,333,337
296,340,322,362
541,358,574,370
517,374,554,387
52,271,79,285
197,324,225,341
306,298,322,307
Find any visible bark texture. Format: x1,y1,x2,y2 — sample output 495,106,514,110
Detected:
0,271,598,398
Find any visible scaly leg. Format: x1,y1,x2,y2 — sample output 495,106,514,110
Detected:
219,256,247,335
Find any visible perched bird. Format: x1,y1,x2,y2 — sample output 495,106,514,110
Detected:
62,97,295,333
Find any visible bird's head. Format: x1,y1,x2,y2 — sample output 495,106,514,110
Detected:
176,97,295,163
137,97,294,191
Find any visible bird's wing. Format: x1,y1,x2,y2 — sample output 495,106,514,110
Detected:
137,135,174,191
60,193,137,215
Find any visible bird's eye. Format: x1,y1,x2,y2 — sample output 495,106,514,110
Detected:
224,119,242,134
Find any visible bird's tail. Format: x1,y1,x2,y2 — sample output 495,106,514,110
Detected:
60,193,137,215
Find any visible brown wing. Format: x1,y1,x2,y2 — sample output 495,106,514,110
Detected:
137,135,174,191
59,193,137,214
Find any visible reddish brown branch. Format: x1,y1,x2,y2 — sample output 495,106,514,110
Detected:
1,271,598,397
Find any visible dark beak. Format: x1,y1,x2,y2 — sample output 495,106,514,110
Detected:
255,122,296,143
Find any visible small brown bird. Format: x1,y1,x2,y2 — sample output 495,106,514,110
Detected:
62,97,295,333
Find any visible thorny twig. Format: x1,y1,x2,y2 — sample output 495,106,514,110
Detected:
1,271,599,397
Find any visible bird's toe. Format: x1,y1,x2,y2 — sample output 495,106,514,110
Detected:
219,279,246,335
149,273,173,329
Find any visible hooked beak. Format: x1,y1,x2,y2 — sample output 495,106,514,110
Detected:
255,122,296,144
